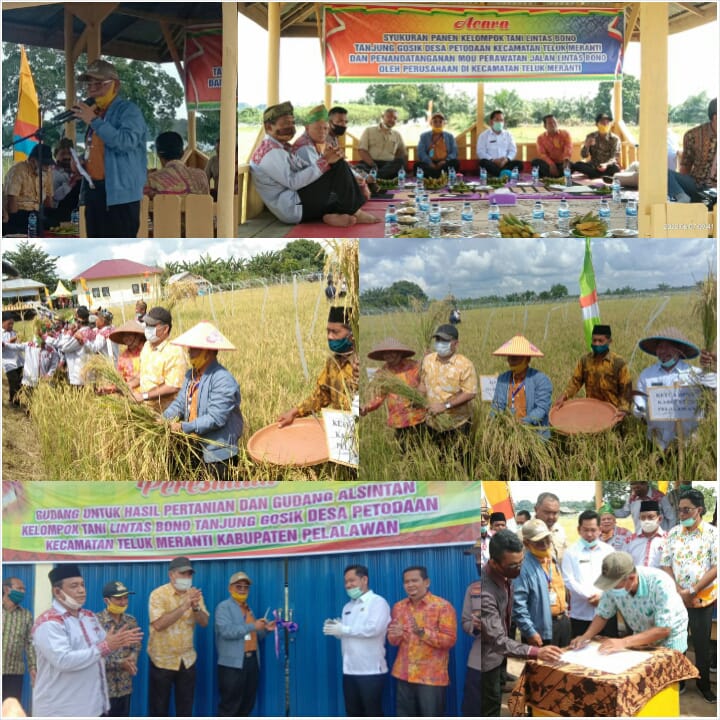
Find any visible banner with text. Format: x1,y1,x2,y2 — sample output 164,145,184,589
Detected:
2,481,482,563
324,4,623,82
184,25,223,111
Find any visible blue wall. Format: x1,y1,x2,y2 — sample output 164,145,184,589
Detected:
16,547,477,717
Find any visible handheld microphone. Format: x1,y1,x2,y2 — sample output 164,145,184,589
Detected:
48,97,96,125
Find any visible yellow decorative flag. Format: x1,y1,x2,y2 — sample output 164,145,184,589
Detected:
482,481,515,522
13,46,40,161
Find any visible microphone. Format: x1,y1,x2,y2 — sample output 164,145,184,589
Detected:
47,97,96,125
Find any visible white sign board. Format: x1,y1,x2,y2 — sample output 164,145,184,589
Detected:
647,384,701,421
480,375,499,402
322,409,359,468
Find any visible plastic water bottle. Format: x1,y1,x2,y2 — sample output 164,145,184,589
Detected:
417,193,430,226
598,198,611,222
563,165,572,187
625,199,638,230
429,202,442,238
384,204,398,238
71,208,80,235
27,212,38,238
397,167,406,190
532,201,545,234
448,166,457,188
531,165,540,183
416,166,424,184
557,197,570,233
511,167,519,185
480,166,488,185
487,198,500,236
369,167,378,182
612,176,622,203
461,201,474,237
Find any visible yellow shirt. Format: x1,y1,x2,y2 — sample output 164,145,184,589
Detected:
147,583,208,670
421,352,478,430
3,160,54,212
139,338,188,410
296,353,357,416
564,350,633,412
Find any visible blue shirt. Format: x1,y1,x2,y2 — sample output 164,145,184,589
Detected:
513,551,563,642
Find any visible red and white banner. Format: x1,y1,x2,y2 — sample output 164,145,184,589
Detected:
184,25,223,111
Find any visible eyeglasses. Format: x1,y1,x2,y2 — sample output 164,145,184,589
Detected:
677,507,696,514
504,562,523,570
85,80,112,88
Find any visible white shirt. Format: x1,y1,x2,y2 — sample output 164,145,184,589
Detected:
2,329,24,372
626,528,668,569
338,589,390,675
561,539,614,621
476,128,517,161
633,359,716,451
56,326,95,385
32,599,110,717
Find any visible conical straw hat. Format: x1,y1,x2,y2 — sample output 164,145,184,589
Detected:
171,321,236,351
492,335,544,357
638,326,700,360
108,319,145,344
367,337,416,360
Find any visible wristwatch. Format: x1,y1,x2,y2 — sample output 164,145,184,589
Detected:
444,401,452,410
142,392,150,401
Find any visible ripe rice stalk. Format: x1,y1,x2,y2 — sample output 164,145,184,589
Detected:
367,371,427,408
323,239,359,339
165,279,199,307
410,297,452,352
692,268,717,350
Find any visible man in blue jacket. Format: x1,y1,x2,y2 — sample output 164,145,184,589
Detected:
513,518,571,649
163,321,243,479
72,59,148,238
416,112,460,179
215,571,275,716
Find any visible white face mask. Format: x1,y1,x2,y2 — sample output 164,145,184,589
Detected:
144,326,157,342
435,340,453,357
640,519,659,534
173,577,192,592
58,590,83,610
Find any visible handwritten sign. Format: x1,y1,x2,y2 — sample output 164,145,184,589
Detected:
480,374,499,402
322,409,359,467
647,385,701,421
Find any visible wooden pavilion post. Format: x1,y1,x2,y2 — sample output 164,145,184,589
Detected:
267,2,281,105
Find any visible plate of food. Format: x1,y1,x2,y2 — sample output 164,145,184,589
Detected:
607,228,639,238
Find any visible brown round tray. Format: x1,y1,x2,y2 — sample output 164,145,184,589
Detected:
247,416,329,466
549,398,621,435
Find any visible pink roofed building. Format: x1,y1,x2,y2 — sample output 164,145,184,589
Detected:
72,259,162,308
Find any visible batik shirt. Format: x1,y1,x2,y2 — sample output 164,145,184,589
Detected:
580,131,621,166
536,129,574,166
681,121,717,188
95,610,141,698
3,160,54,211
421,352,478,430
564,350,632,411
146,160,210,197
2,603,36,675
296,353,357,416
363,359,426,428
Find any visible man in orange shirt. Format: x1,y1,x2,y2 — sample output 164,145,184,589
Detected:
387,566,457,716
532,114,574,179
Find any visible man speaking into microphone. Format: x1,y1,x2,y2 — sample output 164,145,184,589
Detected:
72,59,148,238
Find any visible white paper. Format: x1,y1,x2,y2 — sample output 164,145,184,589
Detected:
70,148,95,189
561,641,652,674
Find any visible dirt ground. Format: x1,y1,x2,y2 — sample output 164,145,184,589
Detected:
1,397,43,480
503,649,716,717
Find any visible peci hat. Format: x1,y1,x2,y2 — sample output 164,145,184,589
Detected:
521,518,551,543
492,335,544,357
592,324,611,337
171,321,236,351
75,306,90,320
489,512,506,524
48,564,83,584
102,580,134,598
432,324,459,341
639,499,660,513
328,306,352,326
593,551,635,591
595,112,613,123
108,319,145,344
78,59,120,82
229,571,252,585
638,327,700,360
29,144,55,166
263,101,294,124
144,307,172,327
168,556,194,573
367,337,416,361
306,104,328,123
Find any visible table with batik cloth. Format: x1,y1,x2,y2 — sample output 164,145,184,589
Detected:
508,643,699,717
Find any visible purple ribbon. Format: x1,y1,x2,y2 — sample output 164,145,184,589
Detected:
272,609,299,658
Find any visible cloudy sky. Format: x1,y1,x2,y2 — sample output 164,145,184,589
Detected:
360,238,717,299
2,237,291,279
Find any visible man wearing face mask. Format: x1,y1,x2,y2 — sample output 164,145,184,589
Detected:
323,564,391,717
2,577,36,702
129,306,187,411
554,324,632,417
661,489,718,703
51,139,81,222
476,109,524,178
147,556,209,716
215,571,276,716
664,481,694,530
478,530,563,716
626,500,668,569
613,481,673,534
163,321,243,480
465,512,492,567
32,564,143,717
95,581,141,717
277,305,358,428
571,112,622,179
560,510,616,639
326,106,349,151
419,324,477,463
633,328,717,453
569,552,688,656
72,59,148,238
356,108,407,180
416,112,460,179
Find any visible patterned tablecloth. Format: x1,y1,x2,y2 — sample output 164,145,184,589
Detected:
508,643,699,717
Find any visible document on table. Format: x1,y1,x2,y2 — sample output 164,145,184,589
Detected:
561,642,652,674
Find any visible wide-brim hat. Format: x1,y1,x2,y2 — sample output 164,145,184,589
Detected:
171,321,236,351
367,337,416,361
638,327,700,360
108,319,145,344
492,335,544,357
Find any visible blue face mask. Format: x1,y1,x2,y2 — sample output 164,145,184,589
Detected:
592,344,609,355
8,589,25,605
609,587,628,598
328,336,353,354
580,537,599,549
680,516,696,528
660,357,679,369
